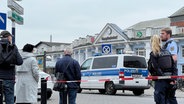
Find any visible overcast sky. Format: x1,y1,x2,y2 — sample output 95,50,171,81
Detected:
0,0,184,49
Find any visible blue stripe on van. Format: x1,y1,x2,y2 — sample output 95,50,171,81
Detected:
81,69,119,77
120,68,148,77
81,68,149,77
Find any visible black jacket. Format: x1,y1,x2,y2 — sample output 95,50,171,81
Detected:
149,49,177,76
0,43,23,80
55,54,81,89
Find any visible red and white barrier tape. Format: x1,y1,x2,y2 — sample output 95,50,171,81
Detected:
46,75,184,83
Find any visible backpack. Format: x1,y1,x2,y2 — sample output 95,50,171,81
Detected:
0,39,17,65
148,49,174,76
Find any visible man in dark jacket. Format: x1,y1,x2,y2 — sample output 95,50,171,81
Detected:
0,30,23,104
55,47,81,104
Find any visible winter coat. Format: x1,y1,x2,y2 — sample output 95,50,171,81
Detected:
15,52,39,103
55,54,81,89
0,43,23,80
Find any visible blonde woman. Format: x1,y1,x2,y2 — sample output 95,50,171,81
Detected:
148,34,178,104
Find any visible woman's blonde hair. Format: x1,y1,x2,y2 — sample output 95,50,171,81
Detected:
150,34,161,55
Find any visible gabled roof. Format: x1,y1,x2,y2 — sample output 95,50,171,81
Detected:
169,7,184,18
110,23,129,40
94,23,129,44
126,18,170,30
35,41,71,47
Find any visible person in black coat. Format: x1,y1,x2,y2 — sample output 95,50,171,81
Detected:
149,34,177,104
0,30,23,104
55,47,81,104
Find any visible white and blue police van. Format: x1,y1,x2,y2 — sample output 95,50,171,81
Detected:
79,53,150,95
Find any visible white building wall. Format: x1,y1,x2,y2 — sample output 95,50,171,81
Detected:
146,27,152,36
145,42,151,60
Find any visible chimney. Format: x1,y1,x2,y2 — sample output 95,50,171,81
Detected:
50,35,52,42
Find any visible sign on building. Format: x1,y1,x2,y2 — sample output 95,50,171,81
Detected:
102,44,112,54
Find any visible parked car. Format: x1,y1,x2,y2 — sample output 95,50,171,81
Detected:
37,70,53,99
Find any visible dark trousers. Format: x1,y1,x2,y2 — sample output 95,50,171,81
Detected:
154,80,178,104
3,80,15,104
59,89,78,104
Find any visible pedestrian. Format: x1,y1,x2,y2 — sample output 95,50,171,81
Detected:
16,44,39,104
55,47,81,104
160,27,178,104
0,30,23,104
148,34,178,104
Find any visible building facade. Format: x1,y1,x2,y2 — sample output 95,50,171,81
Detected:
72,7,184,76
34,41,71,73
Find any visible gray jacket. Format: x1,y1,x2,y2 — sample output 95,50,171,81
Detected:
16,52,39,103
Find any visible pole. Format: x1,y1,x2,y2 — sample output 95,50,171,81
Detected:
43,51,46,72
0,80,3,104
41,78,47,104
12,21,15,44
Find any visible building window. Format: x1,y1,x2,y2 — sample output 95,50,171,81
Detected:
182,46,184,57
136,48,146,56
116,49,124,54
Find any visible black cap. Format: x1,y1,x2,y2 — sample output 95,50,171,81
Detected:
23,44,35,52
0,30,14,38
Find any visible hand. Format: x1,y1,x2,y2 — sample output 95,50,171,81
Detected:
170,80,176,85
169,81,177,90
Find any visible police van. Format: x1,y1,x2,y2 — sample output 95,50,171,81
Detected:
79,53,150,95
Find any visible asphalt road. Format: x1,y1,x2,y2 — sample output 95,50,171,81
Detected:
38,88,184,104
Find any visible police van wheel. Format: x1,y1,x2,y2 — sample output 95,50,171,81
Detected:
133,90,144,96
98,89,106,94
105,82,117,95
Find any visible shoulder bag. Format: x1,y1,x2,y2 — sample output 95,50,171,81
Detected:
53,59,72,91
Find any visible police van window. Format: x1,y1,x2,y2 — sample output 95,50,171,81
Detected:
81,58,92,70
92,56,118,69
124,56,147,68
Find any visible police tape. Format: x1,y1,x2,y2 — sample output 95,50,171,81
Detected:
146,75,184,80
45,75,184,83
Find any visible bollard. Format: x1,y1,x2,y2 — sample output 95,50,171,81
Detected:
63,84,67,104
0,80,3,104
41,78,47,104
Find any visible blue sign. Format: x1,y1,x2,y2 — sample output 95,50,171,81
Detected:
0,12,6,30
102,44,112,54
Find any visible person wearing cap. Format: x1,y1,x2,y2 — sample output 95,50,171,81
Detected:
15,44,39,104
0,30,23,104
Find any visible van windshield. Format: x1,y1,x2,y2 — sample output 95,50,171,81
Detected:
124,56,147,68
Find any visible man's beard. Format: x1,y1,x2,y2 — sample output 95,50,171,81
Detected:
161,38,167,42
161,39,167,42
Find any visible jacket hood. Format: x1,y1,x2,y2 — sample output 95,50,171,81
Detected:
21,52,35,59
